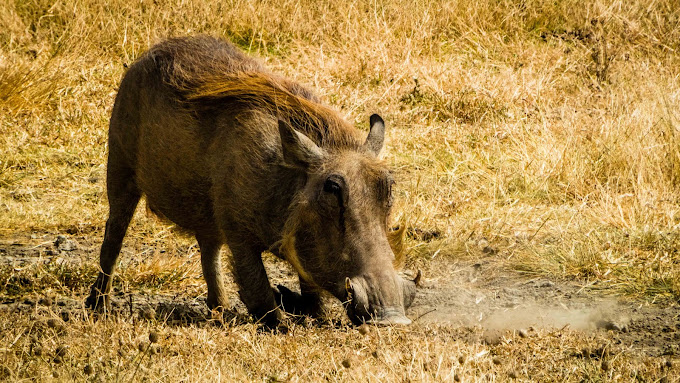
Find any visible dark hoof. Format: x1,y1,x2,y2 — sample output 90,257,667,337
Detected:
274,285,304,313
85,291,109,311
255,308,286,332
86,275,110,311
274,285,323,318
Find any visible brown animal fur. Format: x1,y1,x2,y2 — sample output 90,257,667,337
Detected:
86,35,414,327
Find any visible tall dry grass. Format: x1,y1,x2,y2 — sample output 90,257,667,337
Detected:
1,0,679,296
2,1,680,381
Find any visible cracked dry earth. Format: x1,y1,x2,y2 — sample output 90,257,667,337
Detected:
1,233,679,358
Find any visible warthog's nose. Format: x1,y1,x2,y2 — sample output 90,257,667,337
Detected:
366,309,412,326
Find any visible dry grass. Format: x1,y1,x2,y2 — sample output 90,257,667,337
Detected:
1,0,680,381
0,312,676,382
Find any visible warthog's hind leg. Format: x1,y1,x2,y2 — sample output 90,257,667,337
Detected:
196,233,228,310
86,152,140,311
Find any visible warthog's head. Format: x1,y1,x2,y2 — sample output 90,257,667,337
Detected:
278,114,418,325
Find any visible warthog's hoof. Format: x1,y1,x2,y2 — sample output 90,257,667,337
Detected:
84,291,109,311
274,285,323,318
85,273,113,312
256,308,286,332
85,282,110,312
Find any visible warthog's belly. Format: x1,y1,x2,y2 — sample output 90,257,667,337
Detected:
134,117,217,233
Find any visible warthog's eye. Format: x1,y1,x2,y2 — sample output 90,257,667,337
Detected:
320,174,347,216
323,179,341,195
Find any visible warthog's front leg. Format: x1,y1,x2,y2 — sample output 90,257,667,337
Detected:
228,241,282,328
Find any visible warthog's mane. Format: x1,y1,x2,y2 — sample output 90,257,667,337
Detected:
146,35,362,149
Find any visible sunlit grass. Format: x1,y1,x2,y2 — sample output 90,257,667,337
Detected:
1,0,680,380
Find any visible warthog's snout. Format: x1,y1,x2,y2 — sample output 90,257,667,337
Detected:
344,271,421,326
365,308,412,326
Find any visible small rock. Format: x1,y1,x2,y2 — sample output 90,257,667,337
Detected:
140,308,156,321
482,245,497,255
596,320,626,332
483,331,503,346
341,358,351,368
518,329,528,338
47,318,64,331
477,238,497,254
32,346,43,356
54,235,77,251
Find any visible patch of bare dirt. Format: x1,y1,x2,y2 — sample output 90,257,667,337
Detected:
2,233,679,357
410,259,680,357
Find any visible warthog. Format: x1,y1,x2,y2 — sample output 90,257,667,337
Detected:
86,35,418,327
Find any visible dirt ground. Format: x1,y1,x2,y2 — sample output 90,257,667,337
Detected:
2,232,678,360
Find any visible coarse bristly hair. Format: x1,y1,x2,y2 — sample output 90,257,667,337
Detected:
144,35,363,149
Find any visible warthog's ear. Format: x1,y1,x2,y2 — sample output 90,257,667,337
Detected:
364,114,385,156
279,120,324,169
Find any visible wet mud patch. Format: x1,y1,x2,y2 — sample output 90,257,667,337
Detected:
2,233,679,357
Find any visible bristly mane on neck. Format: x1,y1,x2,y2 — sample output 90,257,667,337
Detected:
184,72,361,148
146,36,362,149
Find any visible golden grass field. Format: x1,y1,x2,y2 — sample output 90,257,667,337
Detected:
1,0,680,381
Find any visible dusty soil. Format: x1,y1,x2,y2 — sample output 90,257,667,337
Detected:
1,233,679,358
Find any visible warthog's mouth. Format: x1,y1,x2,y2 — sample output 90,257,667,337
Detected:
343,272,421,326
362,308,412,326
